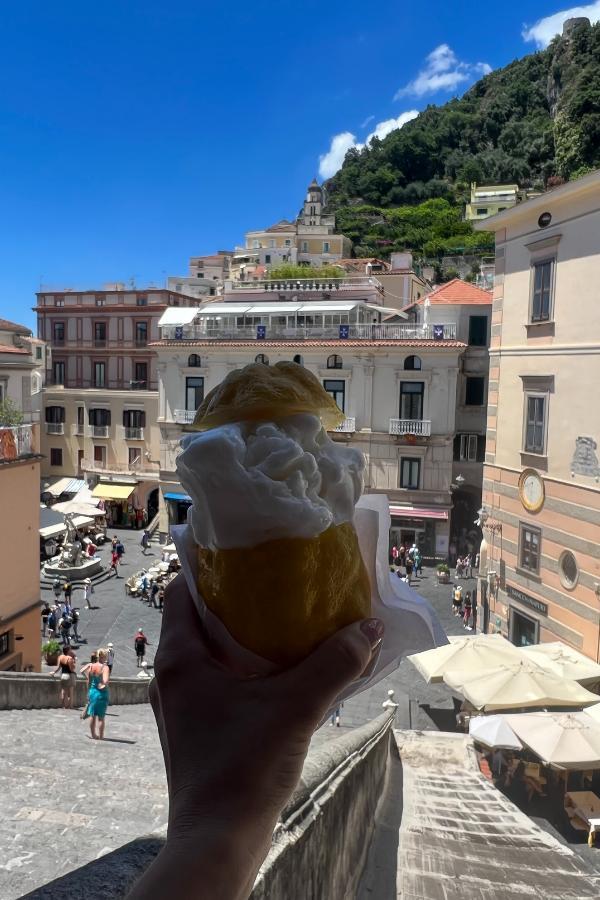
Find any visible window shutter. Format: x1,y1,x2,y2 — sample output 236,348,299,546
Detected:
123,410,129,428
468,434,477,460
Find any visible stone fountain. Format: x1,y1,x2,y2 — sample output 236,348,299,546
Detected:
42,513,104,581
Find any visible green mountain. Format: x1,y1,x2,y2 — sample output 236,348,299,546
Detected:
325,19,600,259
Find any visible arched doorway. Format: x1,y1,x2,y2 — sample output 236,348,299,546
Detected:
147,487,159,522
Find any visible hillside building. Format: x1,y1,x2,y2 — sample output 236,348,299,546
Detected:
167,252,232,300
474,169,600,658
0,317,46,424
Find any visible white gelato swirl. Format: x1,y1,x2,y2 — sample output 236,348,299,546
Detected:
177,413,364,549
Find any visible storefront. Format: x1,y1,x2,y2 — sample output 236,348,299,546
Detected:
506,584,546,647
164,491,192,529
389,505,449,562
91,482,146,529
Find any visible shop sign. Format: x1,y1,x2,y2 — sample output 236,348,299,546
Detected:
506,584,548,617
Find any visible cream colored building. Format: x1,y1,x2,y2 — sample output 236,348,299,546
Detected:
168,252,231,300
35,287,196,523
152,277,470,559
0,317,47,423
474,170,600,658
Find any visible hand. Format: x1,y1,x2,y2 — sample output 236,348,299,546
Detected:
128,573,383,899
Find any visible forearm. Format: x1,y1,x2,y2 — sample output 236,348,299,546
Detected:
126,823,273,900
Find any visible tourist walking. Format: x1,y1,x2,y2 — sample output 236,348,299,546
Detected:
414,546,423,576
150,581,160,608
134,628,149,666
41,602,51,637
86,649,110,740
141,529,150,555
405,555,413,585
110,549,120,577
452,585,463,616
52,577,62,603
107,642,115,673
63,580,73,605
463,592,472,630
391,544,399,566
47,606,58,638
59,612,72,647
83,577,94,609
71,607,82,643
116,538,125,562
471,601,478,634
52,647,76,709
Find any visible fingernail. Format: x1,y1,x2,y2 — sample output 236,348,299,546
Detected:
360,618,385,650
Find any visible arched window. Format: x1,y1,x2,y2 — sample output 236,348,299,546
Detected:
327,354,343,369
255,354,269,365
404,355,422,371
293,354,304,366
187,354,201,368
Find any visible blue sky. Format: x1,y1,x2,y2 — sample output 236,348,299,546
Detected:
1,0,598,328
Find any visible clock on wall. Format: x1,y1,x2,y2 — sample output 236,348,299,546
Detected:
518,468,545,513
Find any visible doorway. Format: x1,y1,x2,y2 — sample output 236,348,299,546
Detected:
147,487,159,521
509,607,539,646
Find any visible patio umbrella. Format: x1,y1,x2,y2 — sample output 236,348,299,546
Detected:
521,642,600,686
469,715,523,750
584,703,600,724
407,633,522,684
443,659,599,712
504,711,600,769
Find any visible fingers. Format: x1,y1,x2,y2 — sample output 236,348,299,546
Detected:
156,573,206,667
276,618,384,724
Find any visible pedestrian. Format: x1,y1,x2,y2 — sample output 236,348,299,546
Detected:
86,649,110,740
150,581,159,609
405,555,413,585
83,577,94,609
414,546,422,576
41,601,51,637
330,703,343,727
47,606,58,638
465,553,472,579
111,535,118,553
80,651,98,680
137,660,152,679
399,544,406,568
107,642,115,673
141,529,150,555
63,580,72,605
52,578,62,602
59,613,72,647
471,601,478,635
71,607,82,643
134,627,149,666
463,592,472,629
52,646,76,709
391,544,399,567
452,585,463,616
116,538,125,561
158,586,165,612
110,549,120,577
475,552,480,571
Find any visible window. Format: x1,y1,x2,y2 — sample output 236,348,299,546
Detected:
255,354,269,365
135,322,148,346
284,239,291,247
268,239,276,248
400,457,421,489
323,379,345,413
559,550,578,589
77,449,84,472
531,260,554,322
50,448,63,466
186,376,204,411
400,382,424,420
53,322,65,344
465,377,485,406
468,316,488,346
123,409,145,429
327,354,342,369
136,296,148,306
293,354,303,365
265,255,271,264
323,241,330,253
187,354,201,367
476,207,488,215
45,406,65,424
129,446,142,466
454,433,486,462
134,362,147,388
94,322,106,346
88,408,111,427
302,241,308,252
252,239,260,249
93,445,105,464
197,272,205,278
77,406,84,432
95,295,105,307
55,297,65,307
404,355,421,371
519,524,541,574
52,361,65,385
36,345,42,360
93,362,106,388
524,394,546,454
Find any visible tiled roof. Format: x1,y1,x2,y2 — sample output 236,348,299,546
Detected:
0,317,31,334
0,343,30,354
265,219,297,233
421,278,492,305
150,339,466,349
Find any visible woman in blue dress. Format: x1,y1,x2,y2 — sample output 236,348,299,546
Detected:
86,648,110,740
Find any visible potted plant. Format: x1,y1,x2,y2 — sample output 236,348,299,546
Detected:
42,640,61,666
437,563,451,584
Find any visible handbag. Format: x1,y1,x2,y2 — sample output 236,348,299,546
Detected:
80,703,90,720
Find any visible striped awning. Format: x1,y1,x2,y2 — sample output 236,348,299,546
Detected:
389,505,448,520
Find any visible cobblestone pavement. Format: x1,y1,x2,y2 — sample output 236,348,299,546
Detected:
42,528,165,678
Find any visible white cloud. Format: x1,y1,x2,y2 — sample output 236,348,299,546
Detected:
394,43,491,98
360,114,375,128
318,110,419,178
522,2,599,47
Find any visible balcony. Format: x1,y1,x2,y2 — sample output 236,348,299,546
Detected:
174,409,195,424
81,457,159,478
389,419,432,437
0,424,34,462
44,377,158,391
160,323,457,343
45,422,64,435
124,427,144,440
332,416,356,433
230,276,383,293
89,425,109,438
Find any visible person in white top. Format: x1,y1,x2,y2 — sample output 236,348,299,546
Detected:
137,661,152,679
83,578,94,609
106,643,115,673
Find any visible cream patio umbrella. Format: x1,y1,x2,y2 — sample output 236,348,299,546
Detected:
469,715,523,751
407,633,522,685
584,703,600,724
443,659,599,712
504,711,600,769
521,642,600,686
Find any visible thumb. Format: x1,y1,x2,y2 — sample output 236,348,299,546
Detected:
277,618,384,724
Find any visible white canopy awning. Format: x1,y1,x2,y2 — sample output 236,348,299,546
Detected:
158,307,202,327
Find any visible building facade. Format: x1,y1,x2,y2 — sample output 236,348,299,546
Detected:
0,317,46,423
167,252,231,300
152,276,469,558
35,287,196,523
475,170,600,658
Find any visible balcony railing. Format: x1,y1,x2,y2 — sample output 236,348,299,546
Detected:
124,427,144,440
89,425,109,438
81,457,159,476
160,323,457,343
332,416,356,433
174,409,195,424
45,422,65,435
45,377,158,391
230,276,383,292
389,419,432,436
0,424,34,462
